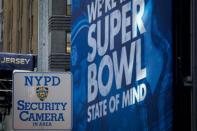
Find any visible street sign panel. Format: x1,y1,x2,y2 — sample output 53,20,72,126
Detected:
13,72,72,130
0,53,35,71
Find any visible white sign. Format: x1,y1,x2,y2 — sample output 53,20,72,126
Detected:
13,72,72,130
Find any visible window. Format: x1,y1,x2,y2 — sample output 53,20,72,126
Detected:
66,32,71,53
66,0,71,16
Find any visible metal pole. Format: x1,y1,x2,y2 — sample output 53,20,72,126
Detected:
38,0,49,72
191,0,197,130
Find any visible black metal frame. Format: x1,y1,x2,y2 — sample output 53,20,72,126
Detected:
173,0,192,130
191,0,197,130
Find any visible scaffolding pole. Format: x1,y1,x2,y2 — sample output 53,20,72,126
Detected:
38,0,49,72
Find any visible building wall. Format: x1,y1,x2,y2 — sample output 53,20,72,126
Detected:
2,0,71,71
48,0,71,71
2,0,38,54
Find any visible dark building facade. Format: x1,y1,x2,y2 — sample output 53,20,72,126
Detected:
174,0,197,130
48,0,71,71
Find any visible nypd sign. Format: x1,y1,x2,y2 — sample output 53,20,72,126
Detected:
13,72,72,130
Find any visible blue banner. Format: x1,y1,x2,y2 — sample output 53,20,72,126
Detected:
72,0,173,130
0,53,35,71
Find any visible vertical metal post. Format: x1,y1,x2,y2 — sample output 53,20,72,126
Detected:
0,0,3,51
191,0,197,130
38,0,49,72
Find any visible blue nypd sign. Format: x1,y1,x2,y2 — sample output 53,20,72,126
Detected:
72,0,173,130
13,72,72,130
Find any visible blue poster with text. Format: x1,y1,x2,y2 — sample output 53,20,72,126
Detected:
71,0,173,130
